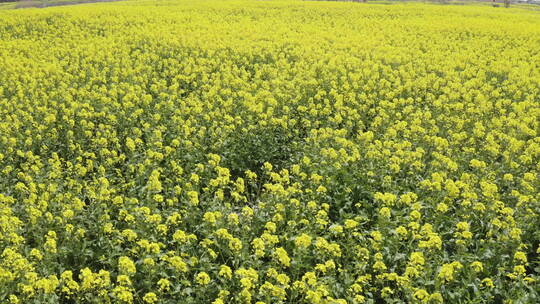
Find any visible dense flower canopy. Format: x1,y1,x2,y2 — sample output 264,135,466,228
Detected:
0,0,539,303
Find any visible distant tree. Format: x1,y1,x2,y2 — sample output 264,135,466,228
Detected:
504,0,510,7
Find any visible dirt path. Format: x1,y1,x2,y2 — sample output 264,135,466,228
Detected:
15,0,123,9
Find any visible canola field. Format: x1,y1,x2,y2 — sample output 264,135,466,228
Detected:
0,0,540,303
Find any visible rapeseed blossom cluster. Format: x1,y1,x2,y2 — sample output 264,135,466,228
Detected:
0,0,539,303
